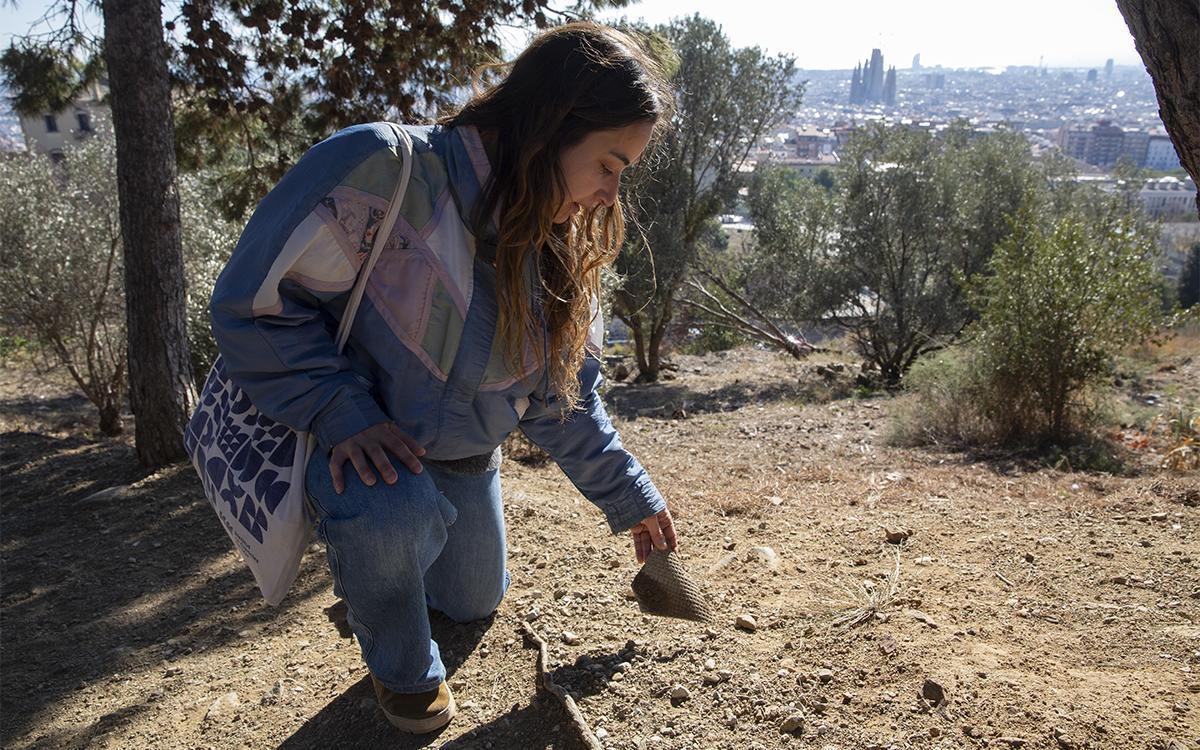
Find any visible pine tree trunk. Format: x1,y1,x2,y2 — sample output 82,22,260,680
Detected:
102,0,196,465
1116,0,1200,218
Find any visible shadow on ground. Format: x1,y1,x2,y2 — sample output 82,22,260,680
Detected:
277,623,610,750
0,428,329,747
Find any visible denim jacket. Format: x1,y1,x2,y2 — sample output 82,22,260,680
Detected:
209,122,665,533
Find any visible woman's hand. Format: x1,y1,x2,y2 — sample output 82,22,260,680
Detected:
629,507,678,564
329,422,425,494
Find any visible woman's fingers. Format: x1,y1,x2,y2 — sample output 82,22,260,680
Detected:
657,510,678,551
365,444,398,485
392,425,426,458
631,508,678,563
384,426,424,474
347,447,377,488
329,451,347,495
633,529,650,564
641,514,669,552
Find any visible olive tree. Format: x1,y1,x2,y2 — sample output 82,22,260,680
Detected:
0,126,240,435
615,14,801,381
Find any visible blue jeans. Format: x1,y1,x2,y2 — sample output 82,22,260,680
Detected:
305,451,511,693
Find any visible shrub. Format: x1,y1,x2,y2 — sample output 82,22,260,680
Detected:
887,347,994,447
969,202,1162,443
896,198,1164,449
0,127,128,434
0,123,239,433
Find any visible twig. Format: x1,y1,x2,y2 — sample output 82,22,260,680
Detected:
520,621,603,750
994,571,1015,588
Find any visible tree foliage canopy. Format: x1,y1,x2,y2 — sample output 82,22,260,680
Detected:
614,14,801,379
2,0,634,218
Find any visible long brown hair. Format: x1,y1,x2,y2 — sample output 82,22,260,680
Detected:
441,22,673,411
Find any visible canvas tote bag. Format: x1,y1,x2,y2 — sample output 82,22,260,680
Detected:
184,124,415,605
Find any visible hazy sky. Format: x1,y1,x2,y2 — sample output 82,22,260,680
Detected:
1,0,1143,71
600,0,1144,70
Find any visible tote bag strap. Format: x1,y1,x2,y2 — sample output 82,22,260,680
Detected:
333,123,416,354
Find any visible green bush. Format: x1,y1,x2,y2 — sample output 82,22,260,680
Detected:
0,123,239,435
970,203,1161,443
899,200,1163,449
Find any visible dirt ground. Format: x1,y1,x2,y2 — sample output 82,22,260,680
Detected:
2,342,1198,750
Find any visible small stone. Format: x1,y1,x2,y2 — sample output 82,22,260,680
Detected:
921,678,946,706
929,726,942,738
261,679,286,705
746,546,781,571
735,614,758,631
1024,552,1035,563
1094,550,1115,559
780,714,805,734
704,658,716,670
885,527,912,544
669,685,691,702
561,631,581,645
914,556,933,566
205,692,241,722
1056,735,1078,749
595,727,609,740
998,738,1026,748
907,609,939,628
817,669,834,684
702,671,722,685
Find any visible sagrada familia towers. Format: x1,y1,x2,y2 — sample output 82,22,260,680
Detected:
850,49,897,106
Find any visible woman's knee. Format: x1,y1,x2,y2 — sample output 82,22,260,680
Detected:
437,569,509,623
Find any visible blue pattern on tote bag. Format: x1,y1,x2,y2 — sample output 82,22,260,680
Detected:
184,356,308,566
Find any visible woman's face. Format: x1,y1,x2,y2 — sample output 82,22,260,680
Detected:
553,119,656,224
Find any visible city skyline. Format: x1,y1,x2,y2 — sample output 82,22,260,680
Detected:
1,1,1146,72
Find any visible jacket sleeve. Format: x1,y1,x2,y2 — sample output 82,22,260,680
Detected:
517,310,666,534
209,124,400,450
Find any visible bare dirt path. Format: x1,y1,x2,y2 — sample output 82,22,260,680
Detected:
2,348,1197,749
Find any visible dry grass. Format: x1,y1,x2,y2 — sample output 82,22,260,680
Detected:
824,546,903,629
1151,404,1200,471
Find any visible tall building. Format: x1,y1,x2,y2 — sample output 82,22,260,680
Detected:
1057,125,1090,161
1146,135,1182,171
1086,120,1125,168
1105,58,1114,79
883,67,897,107
850,64,864,104
1119,130,1149,168
849,49,890,105
912,53,921,70
868,49,885,101
1087,68,1099,83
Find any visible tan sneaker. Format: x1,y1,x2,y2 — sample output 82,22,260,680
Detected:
371,674,456,734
